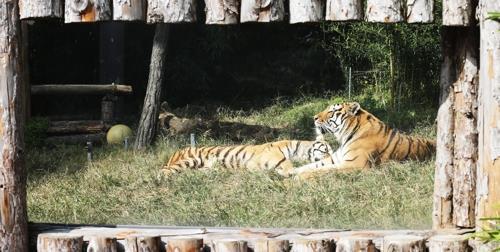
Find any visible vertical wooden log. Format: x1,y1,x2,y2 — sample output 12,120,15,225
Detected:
442,0,473,26
87,236,118,252
326,0,363,21
406,0,433,23
253,239,289,252
335,237,375,252
428,235,469,252
113,0,146,20
452,26,478,228
147,0,197,23
211,240,248,252
166,238,203,252
289,0,324,24
19,0,62,19
240,0,285,23
125,236,139,252
204,0,239,24
65,0,111,23
365,0,403,23
135,236,162,252
382,235,425,252
134,24,169,150
291,239,333,252
0,0,28,250
37,234,83,252
476,0,500,224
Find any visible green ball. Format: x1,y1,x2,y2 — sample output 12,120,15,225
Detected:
106,124,133,145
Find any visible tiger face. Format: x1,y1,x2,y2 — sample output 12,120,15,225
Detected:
314,102,361,135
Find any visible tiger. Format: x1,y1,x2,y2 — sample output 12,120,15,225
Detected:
162,140,334,177
291,102,436,179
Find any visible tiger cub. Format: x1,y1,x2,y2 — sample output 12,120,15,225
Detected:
292,102,436,178
162,140,334,177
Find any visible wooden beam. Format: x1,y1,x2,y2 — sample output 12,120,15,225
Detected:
113,0,146,21
289,0,325,24
19,0,63,19
241,0,285,23
442,0,474,26
476,0,500,225
47,120,106,135
326,0,363,21
0,0,29,250
31,84,133,95
64,0,111,23
365,0,403,23
204,0,239,24
147,0,197,23
406,0,433,23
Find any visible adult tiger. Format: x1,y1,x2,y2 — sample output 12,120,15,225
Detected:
292,102,436,178
162,140,334,177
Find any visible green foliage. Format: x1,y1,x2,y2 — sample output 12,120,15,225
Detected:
488,12,500,21
469,207,500,251
25,117,49,148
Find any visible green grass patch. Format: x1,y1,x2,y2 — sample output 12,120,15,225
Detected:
27,94,436,229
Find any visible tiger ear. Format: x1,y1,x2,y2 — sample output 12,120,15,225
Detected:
349,102,361,115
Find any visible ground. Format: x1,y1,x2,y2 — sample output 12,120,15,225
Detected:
27,94,437,229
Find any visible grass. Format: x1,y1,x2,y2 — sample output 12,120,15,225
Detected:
27,94,437,229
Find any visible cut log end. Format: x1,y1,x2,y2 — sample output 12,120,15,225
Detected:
428,235,470,252
37,233,84,252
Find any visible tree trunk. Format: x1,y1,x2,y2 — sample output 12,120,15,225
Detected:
289,0,324,24
240,0,285,22
291,239,333,252
428,235,470,252
87,237,118,252
166,238,203,252
64,0,111,22
31,84,132,95
204,0,239,24
476,0,500,226
253,239,289,252
147,0,197,23
406,0,433,23
442,0,473,26
37,234,83,252
134,24,169,150
326,0,363,21
113,0,146,20
335,237,375,252
382,235,425,252
0,0,28,250
19,0,62,19
365,0,403,23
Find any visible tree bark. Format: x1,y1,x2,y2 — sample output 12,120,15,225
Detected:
442,0,474,26
253,239,289,252
37,234,83,252
240,0,285,22
406,0,433,23
382,235,425,252
289,0,324,24
204,0,239,24
166,238,203,252
335,237,375,252
476,0,500,226
0,0,28,250
211,240,248,252
428,235,470,252
134,24,169,150
326,0,363,21
31,84,132,95
113,0,146,20
19,0,62,19
365,0,403,23
291,239,333,252
147,0,197,23
64,0,111,23
87,236,118,252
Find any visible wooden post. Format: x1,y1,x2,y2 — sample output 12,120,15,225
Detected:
291,239,333,252
326,0,363,21
114,0,146,20
476,0,500,224
37,234,83,252
166,238,203,252
289,0,325,24
134,24,169,149
125,235,162,252
147,0,197,23
102,97,115,124
382,235,425,252
365,0,403,23
335,237,375,252
253,239,289,252
31,84,133,95
19,0,63,19
211,240,248,252
406,0,433,23
0,0,28,250
442,0,474,26
87,236,118,252
241,0,285,22
65,0,111,23
428,235,469,252
204,0,239,24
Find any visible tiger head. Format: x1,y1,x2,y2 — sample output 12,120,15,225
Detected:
314,102,361,136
